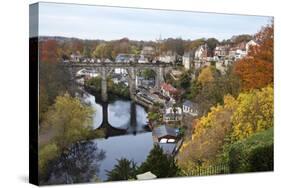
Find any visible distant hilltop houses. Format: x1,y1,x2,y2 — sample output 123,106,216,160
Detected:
56,35,259,74
182,39,259,73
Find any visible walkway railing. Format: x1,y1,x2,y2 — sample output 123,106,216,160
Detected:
182,163,230,177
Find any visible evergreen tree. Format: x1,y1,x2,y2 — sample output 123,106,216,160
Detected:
138,145,179,178
106,158,137,181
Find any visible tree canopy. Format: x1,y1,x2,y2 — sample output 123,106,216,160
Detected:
231,85,273,141
106,158,137,181
234,22,273,90
39,93,95,176
138,145,179,178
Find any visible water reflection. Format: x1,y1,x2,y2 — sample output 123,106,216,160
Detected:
42,142,105,185
108,100,131,129
83,92,149,133
83,93,103,129
94,132,154,181
78,92,153,182
136,105,149,131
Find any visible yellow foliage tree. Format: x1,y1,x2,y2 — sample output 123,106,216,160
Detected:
197,66,214,85
231,85,273,141
177,85,273,173
39,93,94,174
177,95,237,172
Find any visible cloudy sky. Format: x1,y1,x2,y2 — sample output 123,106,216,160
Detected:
37,2,271,41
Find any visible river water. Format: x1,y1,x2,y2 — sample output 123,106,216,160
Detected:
82,92,153,181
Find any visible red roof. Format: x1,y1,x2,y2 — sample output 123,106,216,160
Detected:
161,83,178,94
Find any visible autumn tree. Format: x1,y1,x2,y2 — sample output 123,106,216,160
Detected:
177,95,237,172
195,65,241,114
234,22,273,90
232,34,253,44
188,38,205,51
231,85,273,141
195,66,229,113
39,40,59,63
39,93,98,179
39,60,73,121
43,93,94,150
197,66,215,85
93,43,109,59
72,39,84,54
39,39,76,122
178,84,273,172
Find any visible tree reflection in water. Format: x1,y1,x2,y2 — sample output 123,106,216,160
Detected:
42,141,105,185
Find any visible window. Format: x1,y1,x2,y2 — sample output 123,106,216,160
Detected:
167,139,175,143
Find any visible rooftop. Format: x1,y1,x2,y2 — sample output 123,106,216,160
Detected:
183,100,198,108
153,125,177,138
161,83,178,93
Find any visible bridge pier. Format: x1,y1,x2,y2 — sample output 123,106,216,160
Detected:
127,67,136,101
155,66,165,89
130,102,137,135
101,67,108,102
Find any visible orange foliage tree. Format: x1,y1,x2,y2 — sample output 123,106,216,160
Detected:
39,39,59,63
234,21,273,90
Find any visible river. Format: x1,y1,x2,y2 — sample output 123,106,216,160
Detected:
82,92,154,181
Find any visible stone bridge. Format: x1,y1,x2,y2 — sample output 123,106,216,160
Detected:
64,61,174,102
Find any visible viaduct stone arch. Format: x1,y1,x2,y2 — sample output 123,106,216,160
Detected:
64,62,173,102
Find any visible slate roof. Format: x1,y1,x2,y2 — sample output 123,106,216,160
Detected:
183,100,198,108
153,125,177,138
159,143,177,155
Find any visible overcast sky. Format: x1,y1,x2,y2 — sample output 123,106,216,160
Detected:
37,2,271,41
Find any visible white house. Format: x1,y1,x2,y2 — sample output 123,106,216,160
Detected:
141,46,155,58
104,58,112,63
214,45,229,58
182,52,193,70
163,106,183,122
194,44,209,61
159,51,177,63
246,40,259,54
182,100,199,116
70,52,82,62
115,53,135,63
138,55,149,63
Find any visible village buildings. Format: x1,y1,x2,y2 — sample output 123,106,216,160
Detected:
182,52,193,70
160,83,178,102
182,100,199,117
159,50,177,64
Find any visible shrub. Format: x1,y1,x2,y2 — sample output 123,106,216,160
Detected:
227,128,273,173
